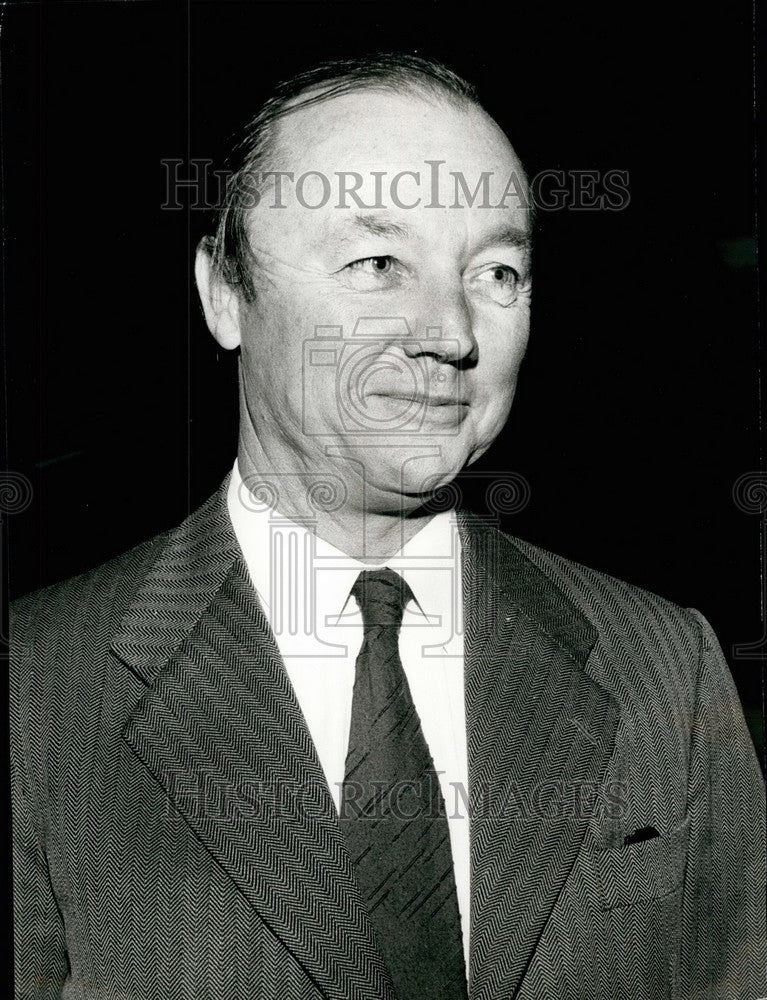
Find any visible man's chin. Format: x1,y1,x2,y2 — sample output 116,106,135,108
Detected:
365,449,469,509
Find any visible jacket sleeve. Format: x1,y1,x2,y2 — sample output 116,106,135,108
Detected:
11,601,69,999
678,609,766,999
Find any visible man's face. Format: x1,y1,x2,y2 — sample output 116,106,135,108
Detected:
233,89,531,512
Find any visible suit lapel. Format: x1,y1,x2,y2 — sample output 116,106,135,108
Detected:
458,511,620,999
112,477,396,1000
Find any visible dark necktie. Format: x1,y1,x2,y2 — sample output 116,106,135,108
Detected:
340,568,468,1000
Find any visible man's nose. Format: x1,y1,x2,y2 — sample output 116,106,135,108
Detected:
402,287,477,366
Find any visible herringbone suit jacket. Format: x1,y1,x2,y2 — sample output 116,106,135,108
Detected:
11,476,767,999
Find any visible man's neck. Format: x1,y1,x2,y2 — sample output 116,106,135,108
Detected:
236,437,436,565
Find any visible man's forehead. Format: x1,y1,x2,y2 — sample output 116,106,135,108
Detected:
273,87,520,172
248,89,530,244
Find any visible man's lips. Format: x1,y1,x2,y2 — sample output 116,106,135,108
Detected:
371,391,469,407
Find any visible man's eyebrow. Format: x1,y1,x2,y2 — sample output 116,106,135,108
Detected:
328,213,414,246
472,224,532,255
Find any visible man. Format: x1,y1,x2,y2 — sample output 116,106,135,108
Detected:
11,53,765,1000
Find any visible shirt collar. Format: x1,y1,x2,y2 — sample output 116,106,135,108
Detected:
226,459,458,622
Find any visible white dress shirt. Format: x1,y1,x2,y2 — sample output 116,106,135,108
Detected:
227,460,470,968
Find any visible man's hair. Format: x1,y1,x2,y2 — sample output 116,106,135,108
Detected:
210,52,482,301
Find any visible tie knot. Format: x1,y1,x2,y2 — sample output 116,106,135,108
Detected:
351,568,414,631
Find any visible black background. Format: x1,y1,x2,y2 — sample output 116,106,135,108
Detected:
2,1,764,757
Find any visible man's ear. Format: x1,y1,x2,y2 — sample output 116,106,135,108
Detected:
194,237,242,350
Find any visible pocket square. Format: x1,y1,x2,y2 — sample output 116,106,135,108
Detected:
623,825,660,847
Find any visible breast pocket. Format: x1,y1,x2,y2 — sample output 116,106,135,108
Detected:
589,814,691,911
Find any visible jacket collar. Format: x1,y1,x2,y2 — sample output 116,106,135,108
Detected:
113,478,599,680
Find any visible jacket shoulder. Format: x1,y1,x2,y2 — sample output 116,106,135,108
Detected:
11,477,232,711
495,529,722,768
10,530,171,658
496,528,706,711
503,530,700,641
9,529,174,814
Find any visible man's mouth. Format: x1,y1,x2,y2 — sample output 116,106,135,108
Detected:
371,391,469,407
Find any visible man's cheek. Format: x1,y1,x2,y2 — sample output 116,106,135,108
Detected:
473,383,516,441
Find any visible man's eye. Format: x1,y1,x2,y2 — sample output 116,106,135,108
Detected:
349,256,394,274
337,255,400,291
473,264,520,306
